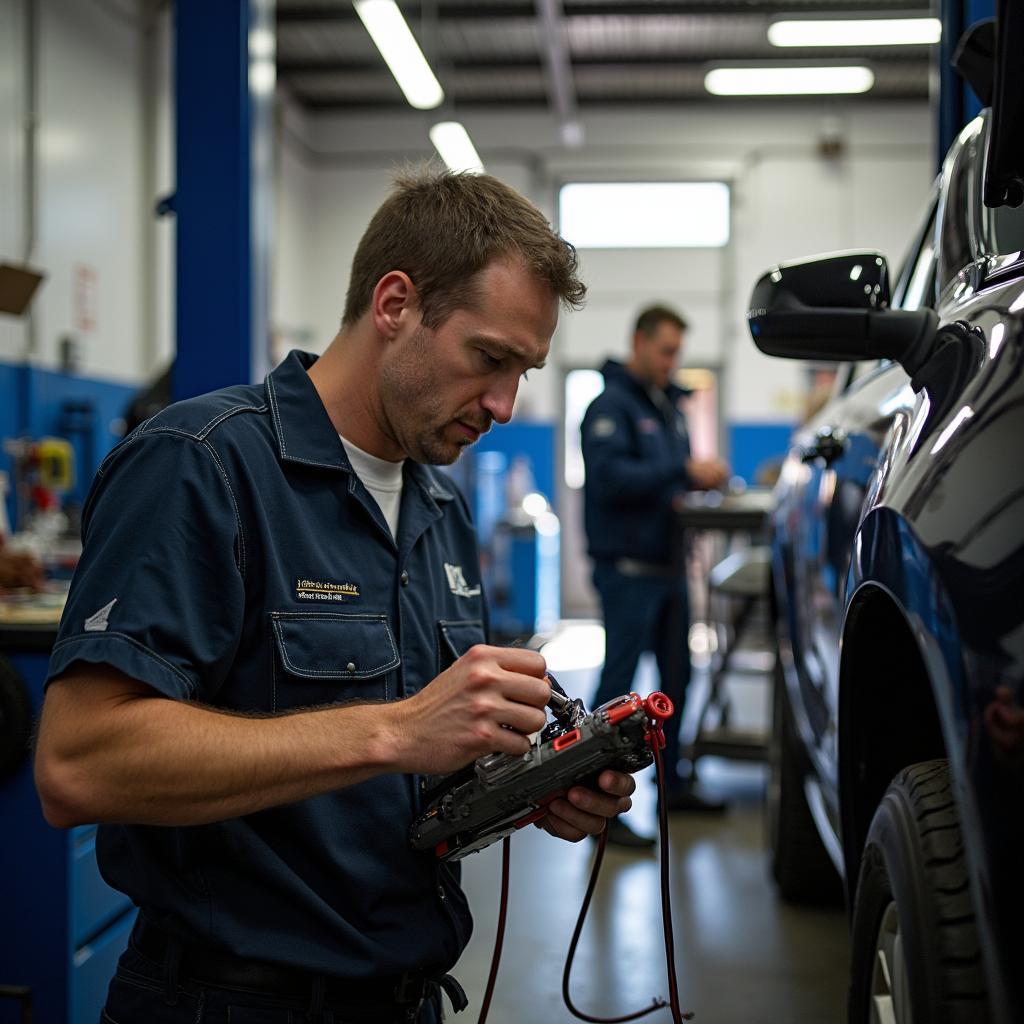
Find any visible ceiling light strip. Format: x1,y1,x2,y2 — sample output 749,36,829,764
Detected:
705,65,875,96
353,0,443,110
430,122,485,174
769,17,941,48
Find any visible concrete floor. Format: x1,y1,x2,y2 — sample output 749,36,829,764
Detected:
451,645,850,1024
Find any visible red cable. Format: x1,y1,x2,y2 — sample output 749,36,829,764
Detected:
477,837,511,1024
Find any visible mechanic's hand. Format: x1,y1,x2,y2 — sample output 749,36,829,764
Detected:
536,769,635,843
686,456,730,491
389,644,550,775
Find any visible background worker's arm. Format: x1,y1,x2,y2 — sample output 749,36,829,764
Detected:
35,644,553,828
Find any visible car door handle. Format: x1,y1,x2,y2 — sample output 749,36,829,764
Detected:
801,427,848,466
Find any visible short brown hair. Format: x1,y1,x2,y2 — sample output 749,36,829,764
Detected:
634,305,688,337
342,168,586,329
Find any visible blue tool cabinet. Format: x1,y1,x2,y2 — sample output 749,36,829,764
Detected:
0,636,136,1024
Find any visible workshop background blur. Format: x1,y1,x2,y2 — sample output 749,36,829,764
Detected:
0,1,988,1022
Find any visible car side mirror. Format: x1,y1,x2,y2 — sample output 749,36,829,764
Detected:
747,251,938,376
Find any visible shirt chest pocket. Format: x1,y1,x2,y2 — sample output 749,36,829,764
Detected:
437,618,487,674
270,612,400,711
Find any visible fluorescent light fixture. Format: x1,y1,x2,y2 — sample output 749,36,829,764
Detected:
769,17,941,48
429,121,485,174
705,65,874,96
354,0,443,110
559,181,730,249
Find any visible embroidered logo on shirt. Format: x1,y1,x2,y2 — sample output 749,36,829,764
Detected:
84,599,117,632
444,563,481,598
295,578,361,603
638,418,661,434
590,416,617,439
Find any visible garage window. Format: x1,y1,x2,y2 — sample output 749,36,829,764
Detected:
558,182,730,249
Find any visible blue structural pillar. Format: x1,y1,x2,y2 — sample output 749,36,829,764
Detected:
936,0,995,168
173,0,274,402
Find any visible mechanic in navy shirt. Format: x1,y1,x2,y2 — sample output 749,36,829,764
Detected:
581,305,729,848
34,170,637,1024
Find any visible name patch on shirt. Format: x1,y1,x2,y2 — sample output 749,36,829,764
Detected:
295,578,360,602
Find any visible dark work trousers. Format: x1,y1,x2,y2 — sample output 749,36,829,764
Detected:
592,560,692,790
99,939,444,1024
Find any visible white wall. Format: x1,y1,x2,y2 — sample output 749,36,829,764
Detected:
0,0,32,364
0,0,164,383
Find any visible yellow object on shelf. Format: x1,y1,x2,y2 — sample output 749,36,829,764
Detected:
34,437,75,492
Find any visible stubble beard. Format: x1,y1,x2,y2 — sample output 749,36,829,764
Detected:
379,327,465,465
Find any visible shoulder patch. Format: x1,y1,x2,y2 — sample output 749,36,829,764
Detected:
590,416,617,439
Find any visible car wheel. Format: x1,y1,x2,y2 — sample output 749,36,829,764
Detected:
765,655,842,903
848,760,990,1024
0,656,33,782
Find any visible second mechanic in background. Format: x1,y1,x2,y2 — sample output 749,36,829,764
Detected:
582,304,730,848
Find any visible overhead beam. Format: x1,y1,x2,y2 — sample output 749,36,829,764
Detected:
278,52,930,75
278,2,924,23
535,0,581,144
300,86,929,112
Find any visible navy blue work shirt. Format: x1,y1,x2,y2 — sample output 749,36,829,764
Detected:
46,350,485,978
581,359,692,563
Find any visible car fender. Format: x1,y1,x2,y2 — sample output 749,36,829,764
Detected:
839,505,999,990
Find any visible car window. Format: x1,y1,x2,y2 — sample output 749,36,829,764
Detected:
892,202,938,311
847,359,884,386
841,195,939,394
936,121,983,293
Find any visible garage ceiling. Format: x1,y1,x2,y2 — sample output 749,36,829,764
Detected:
276,0,935,112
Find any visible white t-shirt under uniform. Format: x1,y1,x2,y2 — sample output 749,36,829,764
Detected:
339,435,405,539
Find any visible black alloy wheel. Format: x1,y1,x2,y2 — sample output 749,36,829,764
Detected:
848,760,990,1024
765,653,842,903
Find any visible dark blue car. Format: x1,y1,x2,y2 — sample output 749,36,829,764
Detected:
747,73,1024,1024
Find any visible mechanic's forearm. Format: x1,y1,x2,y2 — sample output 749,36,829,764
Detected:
35,674,402,828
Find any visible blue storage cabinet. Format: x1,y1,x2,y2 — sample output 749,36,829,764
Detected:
0,635,136,1024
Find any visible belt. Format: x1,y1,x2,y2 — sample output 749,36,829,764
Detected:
131,916,468,1016
613,557,676,579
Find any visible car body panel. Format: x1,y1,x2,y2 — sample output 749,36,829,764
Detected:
764,108,1024,1023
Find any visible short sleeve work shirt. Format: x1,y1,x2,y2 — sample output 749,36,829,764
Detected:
46,351,485,978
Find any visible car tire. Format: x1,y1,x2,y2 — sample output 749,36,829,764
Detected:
0,656,33,782
848,760,990,1024
765,656,842,903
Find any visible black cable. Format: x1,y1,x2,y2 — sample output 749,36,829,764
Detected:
474,701,694,1023
652,738,693,1023
562,712,694,1023
476,837,512,1024
562,827,668,1023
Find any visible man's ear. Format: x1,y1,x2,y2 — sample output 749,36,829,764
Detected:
371,271,418,339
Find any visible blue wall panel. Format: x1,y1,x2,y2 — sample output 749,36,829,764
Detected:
727,421,794,485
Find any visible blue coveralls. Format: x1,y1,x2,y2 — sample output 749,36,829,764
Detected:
46,351,488,1022
580,359,693,790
